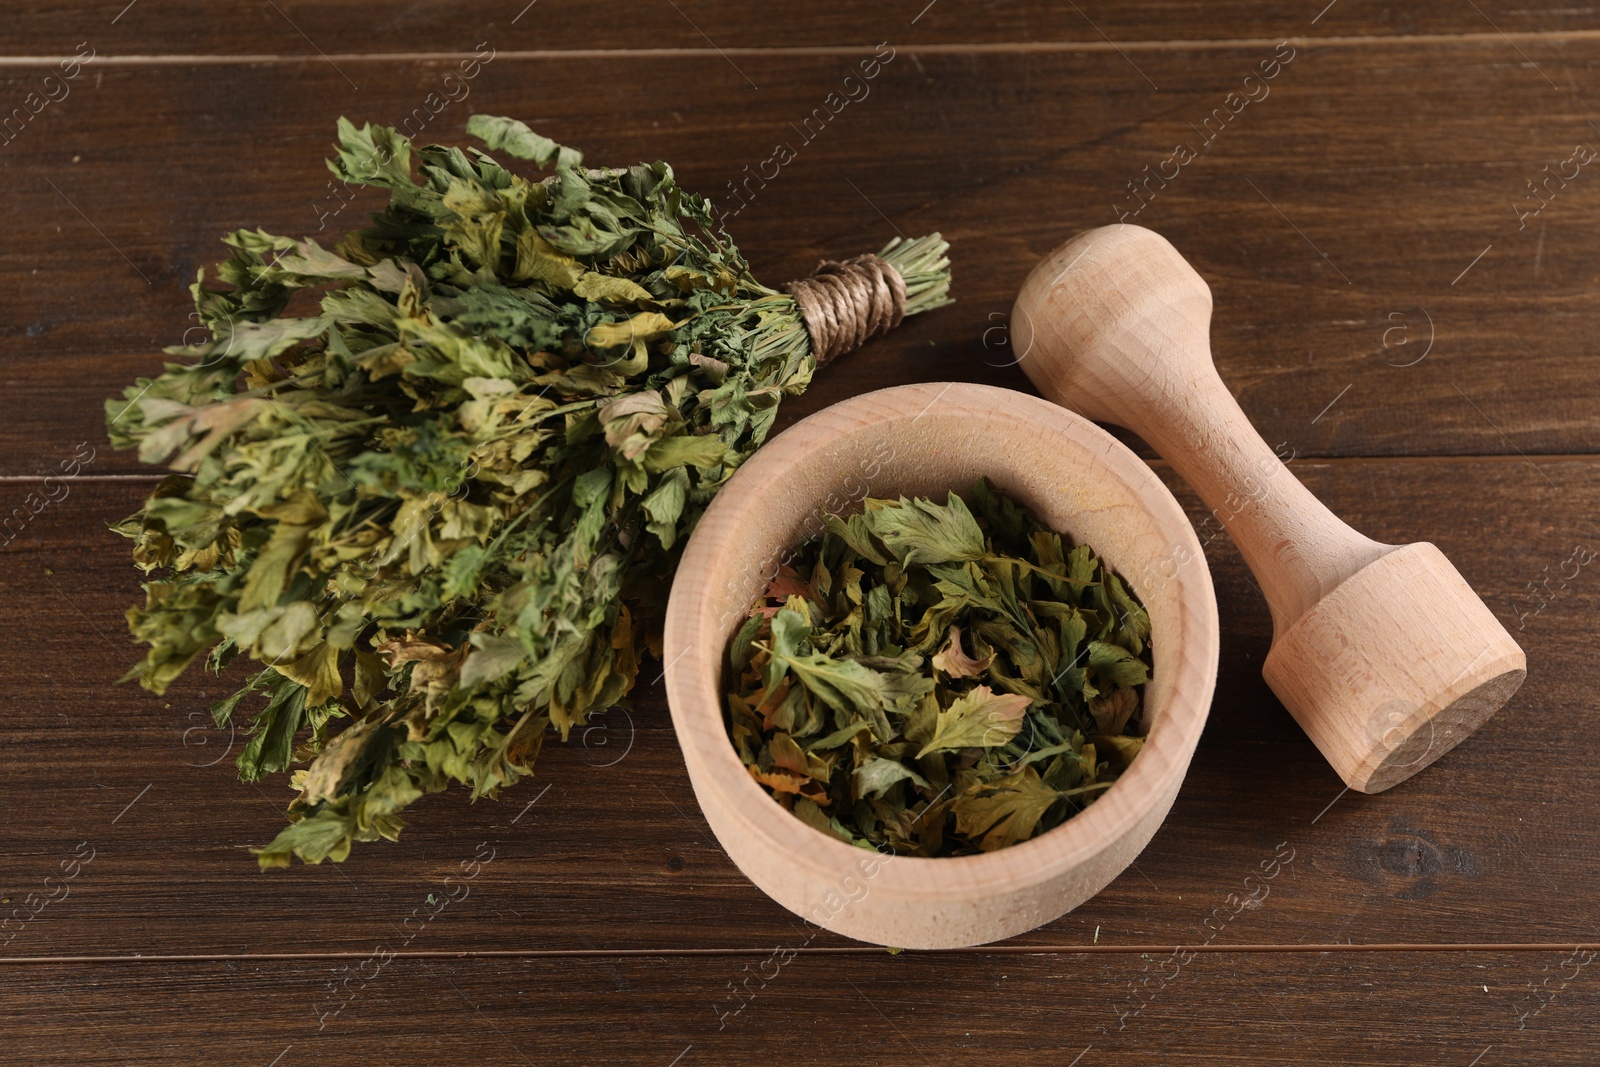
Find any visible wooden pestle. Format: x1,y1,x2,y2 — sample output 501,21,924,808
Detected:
1011,225,1526,792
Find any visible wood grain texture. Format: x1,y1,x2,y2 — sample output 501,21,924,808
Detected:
1,951,1590,1065
1,455,1592,959
3,5,1597,1059
2,39,1600,474
5,1,1599,55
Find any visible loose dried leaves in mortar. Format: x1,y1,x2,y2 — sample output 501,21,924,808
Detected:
106,114,951,867
725,480,1152,857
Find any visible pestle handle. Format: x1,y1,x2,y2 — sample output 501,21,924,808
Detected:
1010,225,1388,638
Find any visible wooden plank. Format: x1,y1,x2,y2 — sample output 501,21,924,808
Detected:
5,1,1596,55
0,455,1590,957
3,39,1599,475
0,950,1587,1064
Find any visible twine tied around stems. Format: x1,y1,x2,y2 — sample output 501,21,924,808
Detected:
784,253,908,366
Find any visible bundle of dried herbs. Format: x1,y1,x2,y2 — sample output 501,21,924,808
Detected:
724,480,1151,856
107,114,951,867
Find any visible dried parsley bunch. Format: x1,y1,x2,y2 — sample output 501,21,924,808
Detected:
107,114,952,867
724,480,1152,856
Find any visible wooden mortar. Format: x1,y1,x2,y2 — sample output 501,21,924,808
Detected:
1011,225,1527,793
663,382,1218,949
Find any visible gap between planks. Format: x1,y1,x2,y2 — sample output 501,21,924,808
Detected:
2,29,1600,66
4,943,1600,965
4,452,1599,487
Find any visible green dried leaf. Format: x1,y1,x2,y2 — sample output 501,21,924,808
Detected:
854,756,929,800
951,767,1063,852
464,114,583,169
866,492,987,566
915,685,1031,757
763,607,901,723
1088,640,1151,689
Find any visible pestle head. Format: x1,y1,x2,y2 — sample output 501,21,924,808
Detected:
1011,225,1215,428
1264,543,1526,793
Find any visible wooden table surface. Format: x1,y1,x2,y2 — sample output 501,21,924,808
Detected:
4,3,1599,1064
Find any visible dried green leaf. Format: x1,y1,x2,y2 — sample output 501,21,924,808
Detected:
465,114,584,169
854,757,929,800
915,685,1030,757
867,492,987,566
1089,640,1151,689
951,767,1063,852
